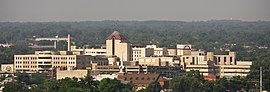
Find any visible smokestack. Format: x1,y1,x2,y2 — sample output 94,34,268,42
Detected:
67,34,71,51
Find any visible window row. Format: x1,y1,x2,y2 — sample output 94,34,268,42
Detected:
52,57,75,60
15,57,37,60
15,65,37,68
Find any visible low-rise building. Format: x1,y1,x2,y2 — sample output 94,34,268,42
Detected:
14,51,106,72
118,73,167,90
56,68,88,80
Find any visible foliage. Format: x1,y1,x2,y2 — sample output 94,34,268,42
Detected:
99,78,134,92
138,81,162,92
16,72,46,85
21,76,134,92
3,82,28,92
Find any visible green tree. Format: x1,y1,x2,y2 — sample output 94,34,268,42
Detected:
171,76,201,92
3,82,27,92
99,78,133,92
139,81,162,92
78,76,99,92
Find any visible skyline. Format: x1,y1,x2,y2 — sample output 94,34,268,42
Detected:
0,0,270,22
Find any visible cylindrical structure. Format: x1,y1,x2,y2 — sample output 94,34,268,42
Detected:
67,34,71,51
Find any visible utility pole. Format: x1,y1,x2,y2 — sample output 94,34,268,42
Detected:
260,67,262,92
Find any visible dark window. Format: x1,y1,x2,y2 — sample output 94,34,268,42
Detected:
230,57,233,62
141,77,144,80
192,57,195,64
136,77,138,80
218,57,220,62
224,57,227,62
38,57,52,59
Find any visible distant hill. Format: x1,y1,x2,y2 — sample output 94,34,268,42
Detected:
0,20,269,49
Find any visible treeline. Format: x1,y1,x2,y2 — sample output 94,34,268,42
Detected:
4,70,270,92
0,20,269,49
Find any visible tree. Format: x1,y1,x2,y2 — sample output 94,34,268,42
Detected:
3,82,27,92
78,75,99,92
16,72,31,85
99,78,133,92
171,76,202,92
138,81,162,92
30,73,46,85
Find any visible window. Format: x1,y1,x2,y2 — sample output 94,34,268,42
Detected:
136,77,138,80
224,57,227,62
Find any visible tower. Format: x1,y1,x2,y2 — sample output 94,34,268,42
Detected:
67,34,71,51
106,31,131,62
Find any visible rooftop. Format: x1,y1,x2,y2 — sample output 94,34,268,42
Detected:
106,31,126,40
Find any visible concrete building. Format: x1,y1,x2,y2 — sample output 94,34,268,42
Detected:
213,52,236,65
167,49,177,56
13,51,102,72
92,65,181,78
131,47,154,61
138,57,180,66
218,61,252,77
106,31,131,62
56,68,88,80
183,51,252,77
176,44,192,55
84,48,107,56
180,50,206,65
1,64,14,72
146,45,168,56
118,73,167,90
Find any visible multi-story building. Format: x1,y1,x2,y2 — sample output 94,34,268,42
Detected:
131,47,154,61
146,45,168,56
106,31,131,62
183,51,252,77
180,50,206,65
14,51,76,71
14,51,108,72
92,65,181,78
176,44,192,55
167,49,177,56
138,57,180,66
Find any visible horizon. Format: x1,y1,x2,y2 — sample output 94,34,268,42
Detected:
1,0,270,22
0,19,269,23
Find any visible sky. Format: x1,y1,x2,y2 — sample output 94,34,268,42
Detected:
0,0,270,22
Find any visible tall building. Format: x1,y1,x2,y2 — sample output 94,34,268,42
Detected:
131,47,154,61
106,31,131,62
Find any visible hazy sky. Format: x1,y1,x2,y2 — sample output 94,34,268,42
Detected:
0,0,270,22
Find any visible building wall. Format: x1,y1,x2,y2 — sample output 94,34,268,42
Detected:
176,44,192,55
214,52,236,65
13,51,96,71
139,57,160,66
106,39,131,62
219,64,251,77
1,64,14,72
146,45,168,56
56,69,88,80
167,49,176,56
132,48,154,61
84,48,106,56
